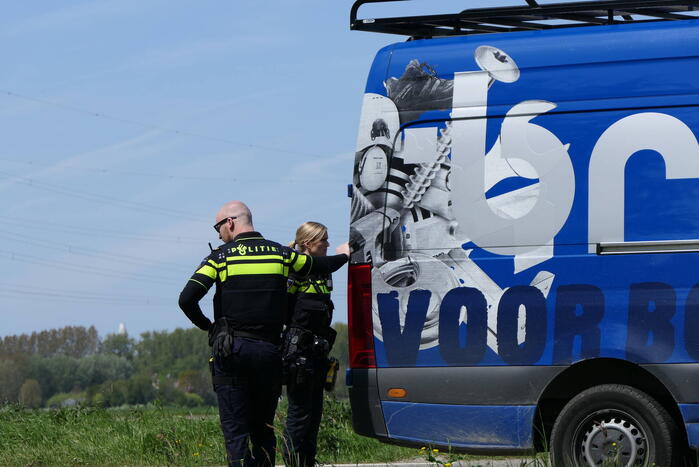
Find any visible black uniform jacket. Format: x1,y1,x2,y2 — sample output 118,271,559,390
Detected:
178,231,348,341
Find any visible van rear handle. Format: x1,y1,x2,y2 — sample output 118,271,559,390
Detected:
597,239,699,255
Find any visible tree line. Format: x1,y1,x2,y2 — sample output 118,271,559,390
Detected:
0,323,349,408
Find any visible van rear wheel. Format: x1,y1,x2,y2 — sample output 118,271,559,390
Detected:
550,384,677,466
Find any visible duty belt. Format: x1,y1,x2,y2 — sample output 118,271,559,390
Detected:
233,329,280,345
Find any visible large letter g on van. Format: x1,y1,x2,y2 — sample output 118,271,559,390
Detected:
451,100,575,259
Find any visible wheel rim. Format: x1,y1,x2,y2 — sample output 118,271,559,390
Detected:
572,409,648,466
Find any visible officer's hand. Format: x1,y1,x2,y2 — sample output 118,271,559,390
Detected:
336,242,350,257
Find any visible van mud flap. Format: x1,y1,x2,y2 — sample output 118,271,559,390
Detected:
348,368,387,439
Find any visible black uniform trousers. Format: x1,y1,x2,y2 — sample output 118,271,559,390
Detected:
283,357,327,467
214,337,282,467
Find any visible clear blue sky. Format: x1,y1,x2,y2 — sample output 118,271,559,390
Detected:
0,0,569,338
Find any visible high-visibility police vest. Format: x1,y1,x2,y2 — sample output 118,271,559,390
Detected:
188,231,312,340
287,274,334,337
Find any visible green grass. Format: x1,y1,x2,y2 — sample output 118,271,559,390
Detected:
0,397,416,466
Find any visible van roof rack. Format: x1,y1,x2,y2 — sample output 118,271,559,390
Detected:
350,0,699,38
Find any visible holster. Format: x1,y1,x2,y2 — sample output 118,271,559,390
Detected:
309,326,336,359
281,326,314,360
324,357,339,392
281,327,314,385
288,356,315,386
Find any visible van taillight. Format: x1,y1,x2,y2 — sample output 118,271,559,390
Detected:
348,263,376,368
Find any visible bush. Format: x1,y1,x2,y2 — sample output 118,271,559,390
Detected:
102,380,129,407
91,392,105,407
0,357,28,403
127,374,156,405
155,378,186,406
46,392,85,408
19,379,41,408
181,393,204,407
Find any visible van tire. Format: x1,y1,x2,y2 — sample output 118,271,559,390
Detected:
550,384,678,467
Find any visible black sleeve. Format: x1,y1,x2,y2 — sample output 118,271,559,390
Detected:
308,253,348,275
178,253,218,331
285,292,297,327
178,281,212,331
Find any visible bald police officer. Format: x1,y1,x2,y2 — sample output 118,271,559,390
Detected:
178,201,349,467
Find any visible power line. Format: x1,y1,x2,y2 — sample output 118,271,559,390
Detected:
0,212,292,246
0,229,194,271
0,282,165,299
0,157,349,184
0,284,172,306
0,169,208,222
0,173,302,235
1,89,328,159
0,292,173,307
0,215,202,244
0,248,178,285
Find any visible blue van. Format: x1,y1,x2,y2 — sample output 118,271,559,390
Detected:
346,1,699,465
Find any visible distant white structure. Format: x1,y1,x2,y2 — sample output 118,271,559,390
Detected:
118,322,127,335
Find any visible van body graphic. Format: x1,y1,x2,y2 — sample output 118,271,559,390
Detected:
347,15,699,463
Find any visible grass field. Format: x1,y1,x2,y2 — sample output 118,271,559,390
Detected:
0,397,420,466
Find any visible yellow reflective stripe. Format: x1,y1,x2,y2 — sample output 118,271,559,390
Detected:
288,284,298,293
208,259,224,268
188,278,208,290
195,264,217,279
295,282,330,294
226,254,284,262
227,262,285,276
219,270,227,282
291,253,308,273
285,251,295,265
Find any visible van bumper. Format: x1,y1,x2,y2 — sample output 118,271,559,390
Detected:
680,405,699,449
348,368,388,439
